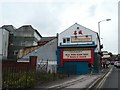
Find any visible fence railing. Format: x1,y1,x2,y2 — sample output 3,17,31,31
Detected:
2,65,36,89
2,57,37,89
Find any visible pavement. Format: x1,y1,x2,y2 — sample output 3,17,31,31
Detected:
33,66,111,89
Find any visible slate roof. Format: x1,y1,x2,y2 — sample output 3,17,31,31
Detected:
39,37,56,42
38,36,57,46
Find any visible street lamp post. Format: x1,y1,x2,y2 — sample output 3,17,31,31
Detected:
98,19,111,71
98,19,111,40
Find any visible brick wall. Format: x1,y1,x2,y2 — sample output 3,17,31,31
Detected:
2,56,37,71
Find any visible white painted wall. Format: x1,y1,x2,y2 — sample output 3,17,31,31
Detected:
118,1,120,54
0,30,2,59
0,28,9,59
58,23,100,52
0,28,9,89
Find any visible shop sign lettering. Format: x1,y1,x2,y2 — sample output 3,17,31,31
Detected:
63,50,91,59
71,35,92,43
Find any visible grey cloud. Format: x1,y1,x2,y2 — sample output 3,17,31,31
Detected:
24,3,64,36
87,5,97,17
1,2,65,36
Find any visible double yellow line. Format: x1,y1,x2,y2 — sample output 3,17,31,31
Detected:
96,67,113,89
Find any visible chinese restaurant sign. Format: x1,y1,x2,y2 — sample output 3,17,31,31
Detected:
63,50,91,59
71,35,92,43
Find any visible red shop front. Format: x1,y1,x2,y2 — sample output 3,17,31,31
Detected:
60,47,94,66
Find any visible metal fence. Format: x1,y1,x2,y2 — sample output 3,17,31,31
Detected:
2,64,36,89
37,59,48,72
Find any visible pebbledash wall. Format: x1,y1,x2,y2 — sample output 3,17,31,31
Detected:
57,23,101,75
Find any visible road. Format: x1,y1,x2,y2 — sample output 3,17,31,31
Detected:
96,65,120,89
36,65,119,90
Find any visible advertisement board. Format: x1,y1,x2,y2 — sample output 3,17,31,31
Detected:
63,50,91,59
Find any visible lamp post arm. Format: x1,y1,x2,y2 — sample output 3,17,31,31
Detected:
98,20,106,39
98,19,111,52
98,20,106,23
98,20,106,51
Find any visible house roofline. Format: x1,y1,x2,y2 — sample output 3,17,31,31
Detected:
59,22,98,35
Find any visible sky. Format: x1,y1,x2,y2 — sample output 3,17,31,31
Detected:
0,0,119,54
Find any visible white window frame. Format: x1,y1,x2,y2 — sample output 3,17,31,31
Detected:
63,38,70,43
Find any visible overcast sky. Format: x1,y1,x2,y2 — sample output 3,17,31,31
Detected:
0,0,119,54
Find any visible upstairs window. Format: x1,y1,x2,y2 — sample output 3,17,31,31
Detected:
63,38,70,43
63,38,66,43
77,27,79,29
67,38,70,43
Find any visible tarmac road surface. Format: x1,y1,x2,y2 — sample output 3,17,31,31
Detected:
94,65,120,89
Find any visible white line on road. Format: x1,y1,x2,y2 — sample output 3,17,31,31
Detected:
97,67,113,89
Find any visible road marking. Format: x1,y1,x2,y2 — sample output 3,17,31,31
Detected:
97,67,113,89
